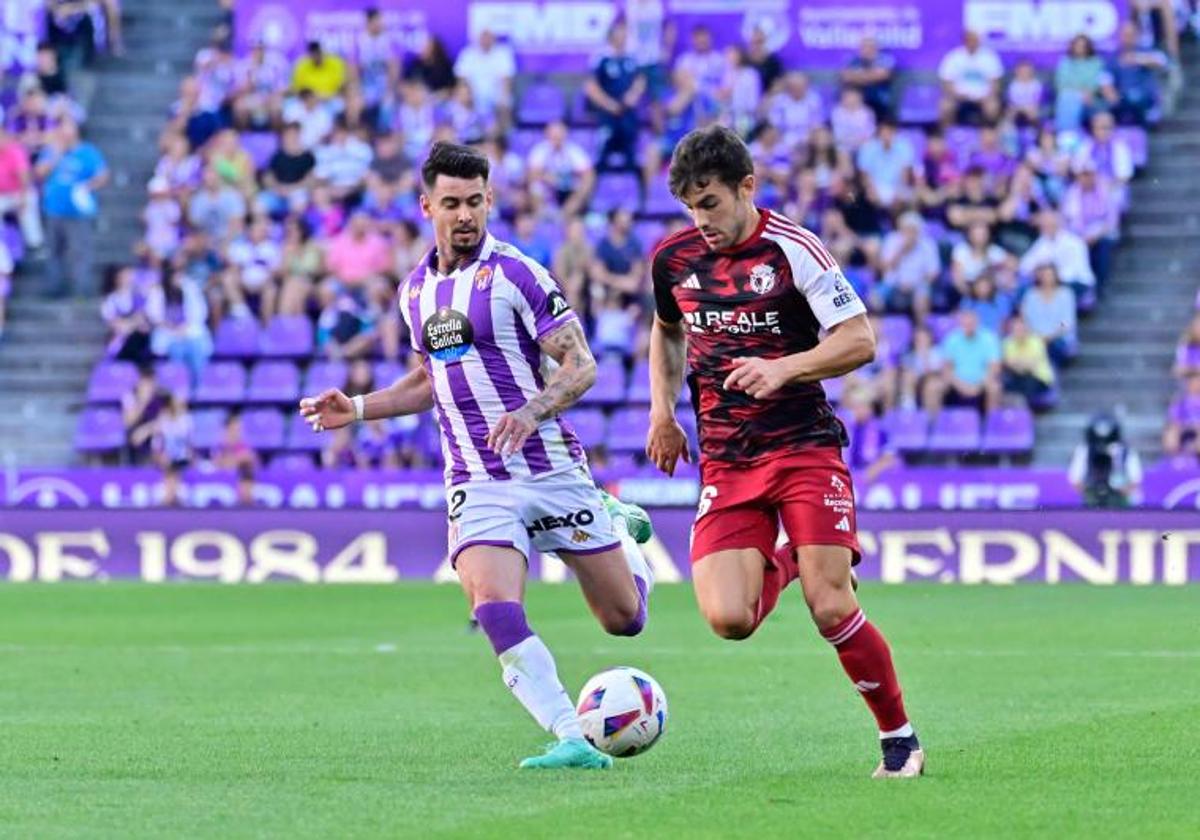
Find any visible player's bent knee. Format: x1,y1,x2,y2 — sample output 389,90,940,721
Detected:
601,601,644,636
705,609,756,641
807,598,856,632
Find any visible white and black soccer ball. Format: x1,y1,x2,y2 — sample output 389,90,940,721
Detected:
576,666,668,758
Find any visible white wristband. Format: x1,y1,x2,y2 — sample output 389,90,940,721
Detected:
352,394,365,422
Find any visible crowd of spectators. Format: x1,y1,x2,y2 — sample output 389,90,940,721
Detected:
65,2,1188,482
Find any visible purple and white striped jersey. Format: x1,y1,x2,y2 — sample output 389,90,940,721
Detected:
400,232,587,487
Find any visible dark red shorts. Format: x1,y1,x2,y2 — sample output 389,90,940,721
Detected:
690,447,861,565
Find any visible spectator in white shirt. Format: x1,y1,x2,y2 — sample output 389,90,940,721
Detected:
938,30,1004,125
950,222,1012,297
1018,209,1095,296
1073,110,1134,208
674,24,729,96
830,86,877,153
874,211,940,322
527,121,595,217
1061,159,1120,293
282,88,334,150
222,215,282,320
453,29,516,131
314,119,373,203
856,118,915,210
767,71,825,149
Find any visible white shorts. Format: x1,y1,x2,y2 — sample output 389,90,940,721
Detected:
447,467,621,566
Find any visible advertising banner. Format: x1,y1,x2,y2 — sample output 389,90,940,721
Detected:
4,465,1199,511
1,509,1195,584
235,0,1129,72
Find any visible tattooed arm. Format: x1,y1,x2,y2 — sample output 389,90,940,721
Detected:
486,319,597,456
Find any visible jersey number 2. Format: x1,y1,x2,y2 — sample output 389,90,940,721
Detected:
448,489,467,521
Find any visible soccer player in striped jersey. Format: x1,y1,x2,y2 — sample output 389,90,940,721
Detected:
645,126,924,778
300,142,654,770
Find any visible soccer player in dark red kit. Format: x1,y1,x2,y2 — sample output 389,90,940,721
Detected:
645,125,924,778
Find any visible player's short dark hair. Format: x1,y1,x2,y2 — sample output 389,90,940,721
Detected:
421,141,490,190
668,125,754,199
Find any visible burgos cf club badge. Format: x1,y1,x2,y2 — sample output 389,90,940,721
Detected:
748,263,776,295
423,306,475,362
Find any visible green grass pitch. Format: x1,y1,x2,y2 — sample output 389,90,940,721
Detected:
1,583,1197,838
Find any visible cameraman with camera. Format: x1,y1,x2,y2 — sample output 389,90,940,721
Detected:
1068,413,1143,508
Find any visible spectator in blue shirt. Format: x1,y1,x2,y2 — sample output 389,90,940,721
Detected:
35,119,109,297
1109,20,1169,126
840,36,896,118
583,19,645,173
927,307,1004,414
590,208,645,307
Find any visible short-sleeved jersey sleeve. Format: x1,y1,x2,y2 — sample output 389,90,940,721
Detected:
651,247,683,323
769,230,867,330
500,256,578,341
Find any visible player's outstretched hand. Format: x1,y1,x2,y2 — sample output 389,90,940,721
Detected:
488,406,538,456
646,413,691,476
723,357,790,400
298,389,355,433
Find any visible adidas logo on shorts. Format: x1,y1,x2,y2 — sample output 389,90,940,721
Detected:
834,515,850,532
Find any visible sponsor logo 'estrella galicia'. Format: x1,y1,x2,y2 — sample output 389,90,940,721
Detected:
526,508,595,537
422,306,474,362
547,290,571,317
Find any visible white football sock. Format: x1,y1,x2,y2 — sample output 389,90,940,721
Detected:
498,635,583,740
880,722,915,739
614,516,653,594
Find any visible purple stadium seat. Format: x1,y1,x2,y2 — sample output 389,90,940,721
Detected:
240,132,279,171
627,359,652,403
1,222,23,263
676,410,698,450
193,361,247,404
87,361,138,403
607,407,651,453
568,88,598,127
882,408,929,452
510,127,543,157
373,360,406,387
563,408,607,446
1029,386,1059,412
259,315,314,358
824,375,845,404
286,412,325,453
155,361,191,399
271,452,318,471
213,317,261,359
981,406,1035,454
1115,126,1147,168
929,314,957,342
581,356,626,405
898,82,941,125
191,408,229,451
945,126,981,167
927,407,982,452
633,219,667,252
304,360,348,395
75,408,125,454
517,81,566,126
642,177,680,218
590,173,641,216
568,128,599,157
240,408,286,451
881,315,914,357
247,360,301,404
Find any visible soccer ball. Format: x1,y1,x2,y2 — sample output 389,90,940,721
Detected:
576,666,668,758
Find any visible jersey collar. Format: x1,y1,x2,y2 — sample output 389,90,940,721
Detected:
425,231,496,279
715,207,770,255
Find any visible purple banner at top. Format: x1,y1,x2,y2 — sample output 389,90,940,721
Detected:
0,508,1196,583
236,0,1129,73
3,464,1200,511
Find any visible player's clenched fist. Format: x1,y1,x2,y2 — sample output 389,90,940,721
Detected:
646,413,691,476
298,389,355,433
487,405,538,456
723,356,791,400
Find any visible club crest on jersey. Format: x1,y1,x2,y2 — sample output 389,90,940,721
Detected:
422,306,475,362
474,265,493,291
408,283,423,301
748,263,777,295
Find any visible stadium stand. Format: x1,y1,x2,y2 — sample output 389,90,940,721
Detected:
0,1,1194,475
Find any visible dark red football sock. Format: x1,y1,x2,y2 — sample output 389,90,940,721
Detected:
753,543,800,629
821,608,910,732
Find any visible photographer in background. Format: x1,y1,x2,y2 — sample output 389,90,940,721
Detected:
1068,413,1143,509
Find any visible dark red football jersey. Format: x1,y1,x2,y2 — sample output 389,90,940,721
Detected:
652,208,868,462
